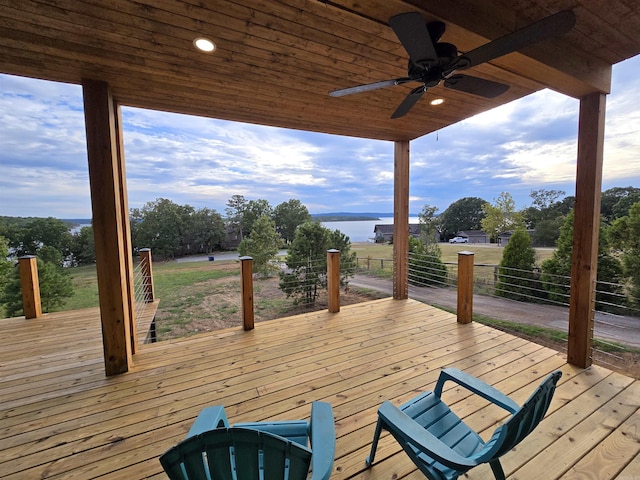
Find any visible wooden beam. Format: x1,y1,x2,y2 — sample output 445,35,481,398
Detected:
82,78,133,376
18,256,42,319
457,251,474,324
112,100,138,355
393,140,410,300
240,256,255,331
568,91,607,368
327,249,340,313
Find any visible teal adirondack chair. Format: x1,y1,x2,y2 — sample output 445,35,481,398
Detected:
160,401,335,480
366,368,562,480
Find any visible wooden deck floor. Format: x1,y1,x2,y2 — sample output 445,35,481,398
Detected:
1,298,639,479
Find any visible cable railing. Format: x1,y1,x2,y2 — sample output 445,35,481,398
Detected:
133,248,155,343
133,254,152,318
407,252,449,288
404,255,640,359
278,255,331,305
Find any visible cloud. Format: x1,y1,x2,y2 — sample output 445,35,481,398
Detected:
1,53,639,218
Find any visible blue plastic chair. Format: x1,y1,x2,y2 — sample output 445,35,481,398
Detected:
160,401,335,480
366,368,562,480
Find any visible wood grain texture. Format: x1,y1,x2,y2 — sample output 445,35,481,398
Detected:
82,79,133,376
1,298,638,479
393,140,409,299
0,1,637,141
568,92,607,368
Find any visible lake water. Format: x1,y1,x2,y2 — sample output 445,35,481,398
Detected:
69,220,416,243
321,217,420,242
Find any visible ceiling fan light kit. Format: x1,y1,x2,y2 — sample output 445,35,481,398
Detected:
330,10,576,118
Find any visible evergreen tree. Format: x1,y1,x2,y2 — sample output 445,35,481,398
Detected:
541,210,624,311
225,194,247,242
540,211,574,304
279,222,355,305
0,255,73,317
327,229,357,285
242,199,272,239
495,227,538,301
609,202,640,308
37,258,74,312
238,215,282,277
69,226,96,266
0,237,12,317
408,236,448,287
279,222,328,305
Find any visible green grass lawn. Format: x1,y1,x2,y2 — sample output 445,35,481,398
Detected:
351,241,555,265
63,259,240,312
16,242,553,317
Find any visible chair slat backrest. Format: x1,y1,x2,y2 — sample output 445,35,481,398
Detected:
160,427,312,480
492,371,562,458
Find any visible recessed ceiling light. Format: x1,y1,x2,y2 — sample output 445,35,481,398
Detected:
193,37,216,53
430,98,444,106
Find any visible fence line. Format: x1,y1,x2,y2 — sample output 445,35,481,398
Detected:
133,253,153,320
362,255,640,321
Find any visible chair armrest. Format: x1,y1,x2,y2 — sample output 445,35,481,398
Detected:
187,406,230,438
435,368,519,414
309,401,336,480
378,401,478,470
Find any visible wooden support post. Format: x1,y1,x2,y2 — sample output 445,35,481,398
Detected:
82,78,134,376
113,100,138,355
457,251,474,324
240,256,254,331
393,140,410,300
19,256,42,319
139,248,155,303
327,249,340,313
568,92,607,368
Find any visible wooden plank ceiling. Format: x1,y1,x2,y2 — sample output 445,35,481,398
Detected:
0,0,639,141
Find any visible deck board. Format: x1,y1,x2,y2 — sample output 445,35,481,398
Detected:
0,298,638,479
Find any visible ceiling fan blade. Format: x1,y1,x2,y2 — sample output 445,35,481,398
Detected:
391,86,425,118
330,78,411,97
444,74,509,98
449,10,576,71
389,12,438,66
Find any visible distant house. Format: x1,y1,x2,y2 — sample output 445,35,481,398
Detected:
222,225,242,250
457,230,489,244
497,229,535,246
374,224,421,243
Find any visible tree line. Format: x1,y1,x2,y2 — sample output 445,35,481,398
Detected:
413,186,640,312
0,194,352,316
2,186,640,317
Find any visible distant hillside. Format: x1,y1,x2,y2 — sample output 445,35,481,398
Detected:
61,218,92,226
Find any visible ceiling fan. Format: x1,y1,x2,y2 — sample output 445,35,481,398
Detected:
329,10,576,119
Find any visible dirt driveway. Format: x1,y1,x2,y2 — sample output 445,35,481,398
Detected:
350,274,640,349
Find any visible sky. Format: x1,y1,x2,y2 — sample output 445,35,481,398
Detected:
0,54,639,219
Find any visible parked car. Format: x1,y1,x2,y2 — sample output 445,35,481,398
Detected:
449,236,469,243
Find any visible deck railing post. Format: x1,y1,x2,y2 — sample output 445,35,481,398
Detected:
139,248,154,303
457,251,474,324
327,249,340,313
19,255,42,319
240,256,254,330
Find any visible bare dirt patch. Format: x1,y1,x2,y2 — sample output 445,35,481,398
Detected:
154,270,385,341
